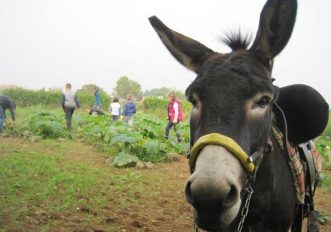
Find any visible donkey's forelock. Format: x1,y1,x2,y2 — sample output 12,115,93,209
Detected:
222,31,252,51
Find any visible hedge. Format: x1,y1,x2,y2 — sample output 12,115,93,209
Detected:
0,88,110,108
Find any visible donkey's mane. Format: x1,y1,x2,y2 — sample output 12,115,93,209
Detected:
222,31,252,51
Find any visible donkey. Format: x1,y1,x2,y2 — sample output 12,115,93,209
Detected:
148,0,313,231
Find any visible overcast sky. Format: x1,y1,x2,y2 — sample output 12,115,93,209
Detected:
0,0,330,104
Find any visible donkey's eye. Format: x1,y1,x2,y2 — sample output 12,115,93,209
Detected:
257,96,270,108
191,98,197,106
189,94,197,106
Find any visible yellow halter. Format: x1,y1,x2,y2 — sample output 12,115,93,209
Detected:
189,133,255,174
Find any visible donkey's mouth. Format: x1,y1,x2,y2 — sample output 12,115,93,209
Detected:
194,216,223,232
193,209,234,232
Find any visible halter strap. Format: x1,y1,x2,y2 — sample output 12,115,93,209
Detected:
189,133,255,174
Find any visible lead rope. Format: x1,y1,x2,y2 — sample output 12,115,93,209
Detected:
236,184,254,232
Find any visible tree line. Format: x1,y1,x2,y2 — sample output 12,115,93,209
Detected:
0,76,186,106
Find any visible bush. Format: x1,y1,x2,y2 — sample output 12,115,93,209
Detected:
315,136,331,169
1,88,62,107
1,88,110,108
21,111,68,139
322,112,331,137
112,152,139,168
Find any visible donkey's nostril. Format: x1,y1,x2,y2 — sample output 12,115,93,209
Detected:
223,184,239,208
185,177,239,209
184,181,195,204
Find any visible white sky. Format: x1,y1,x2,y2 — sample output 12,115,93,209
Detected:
0,0,330,104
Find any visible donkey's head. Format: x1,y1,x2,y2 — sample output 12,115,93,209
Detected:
149,0,297,230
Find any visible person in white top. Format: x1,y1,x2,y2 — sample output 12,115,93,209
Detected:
110,97,121,121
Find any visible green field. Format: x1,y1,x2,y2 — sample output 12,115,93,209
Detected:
0,106,193,231
1,106,331,231
0,137,192,231
3,106,190,165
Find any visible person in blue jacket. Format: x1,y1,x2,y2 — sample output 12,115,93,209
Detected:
123,95,136,126
0,95,16,133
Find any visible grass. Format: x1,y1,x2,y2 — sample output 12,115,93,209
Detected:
320,171,331,191
0,138,171,231
0,141,105,230
321,111,331,137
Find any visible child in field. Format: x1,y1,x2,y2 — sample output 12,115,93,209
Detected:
110,97,121,121
61,83,80,130
122,95,136,126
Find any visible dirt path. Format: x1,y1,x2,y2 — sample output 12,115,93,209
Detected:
114,157,193,232
128,158,331,232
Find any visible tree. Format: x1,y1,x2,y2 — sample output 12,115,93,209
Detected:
76,84,110,107
114,76,142,99
143,87,186,101
143,87,170,97
78,84,105,93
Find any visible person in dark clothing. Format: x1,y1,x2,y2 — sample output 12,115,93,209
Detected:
61,83,80,130
0,95,16,133
86,105,105,115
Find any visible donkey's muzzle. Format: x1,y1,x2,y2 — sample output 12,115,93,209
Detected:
185,145,243,230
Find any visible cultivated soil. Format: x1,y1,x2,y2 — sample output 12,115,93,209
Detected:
1,137,331,232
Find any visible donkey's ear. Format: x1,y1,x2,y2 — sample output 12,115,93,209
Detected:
149,16,215,73
250,0,297,61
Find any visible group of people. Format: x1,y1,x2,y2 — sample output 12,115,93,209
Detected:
62,83,137,129
108,95,137,126
0,84,183,143
62,83,183,141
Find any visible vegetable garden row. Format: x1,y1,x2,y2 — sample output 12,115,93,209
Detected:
2,106,190,168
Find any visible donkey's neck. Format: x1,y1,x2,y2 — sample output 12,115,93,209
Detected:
246,136,296,231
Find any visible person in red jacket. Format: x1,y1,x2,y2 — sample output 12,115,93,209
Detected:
165,92,182,142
